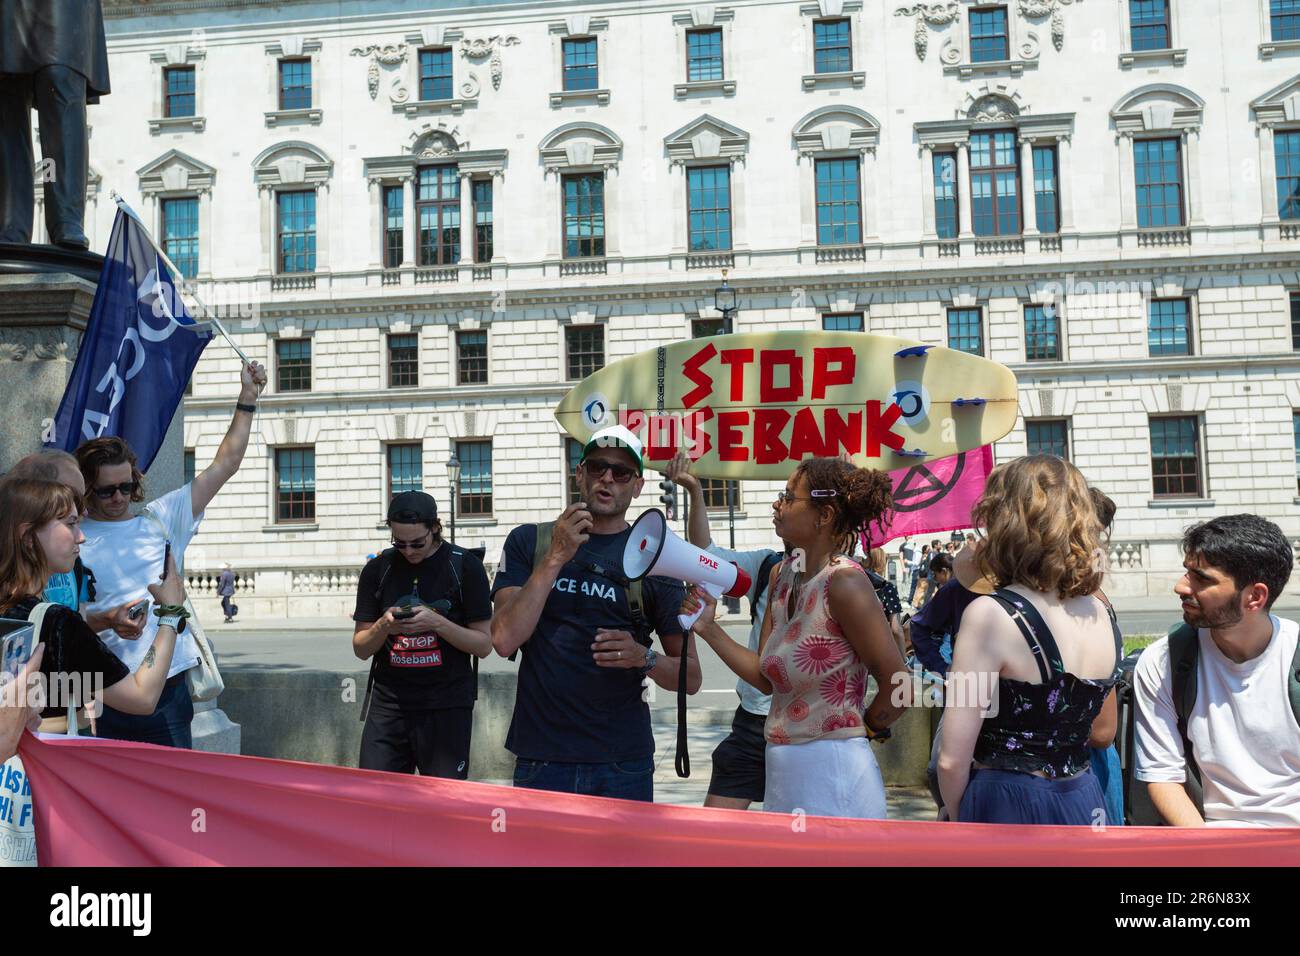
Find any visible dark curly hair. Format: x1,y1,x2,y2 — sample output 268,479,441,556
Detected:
75,436,146,503
792,457,893,541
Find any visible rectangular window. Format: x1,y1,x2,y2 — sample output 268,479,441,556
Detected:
1130,0,1171,51
1292,293,1300,350
1023,305,1061,361
417,166,460,266
1150,416,1202,498
163,66,195,118
970,130,1020,237
692,317,727,337
948,307,984,355
456,440,492,516
969,6,1010,62
687,28,724,82
387,333,418,388
1276,130,1300,221
563,37,599,91
815,157,862,246
701,478,740,511
419,48,453,101
1032,145,1059,234
383,185,403,268
162,197,199,279
813,18,852,74
933,151,959,239
184,449,196,485
1134,138,1185,228
566,437,584,505
387,443,423,499
472,179,493,263
1148,298,1192,357
1274,0,1300,41
276,338,312,392
566,325,605,380
1026,419,1069,460
456,329,488,385
687,165,732,252
278,58,312,111
563,173,605,259
277,190,316,274
823,313,864,332
275,447,316,522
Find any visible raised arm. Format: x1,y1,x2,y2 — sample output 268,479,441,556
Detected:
492,506,591,658
665,450,711,548
190,361,267,518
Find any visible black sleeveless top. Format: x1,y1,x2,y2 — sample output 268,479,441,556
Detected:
972,588,1122,779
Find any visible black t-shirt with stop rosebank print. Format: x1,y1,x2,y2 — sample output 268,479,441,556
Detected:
353,543,492,710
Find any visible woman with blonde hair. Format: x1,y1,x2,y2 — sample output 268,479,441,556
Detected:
937,455,1120,825
683,457,909,819
0,479,186,729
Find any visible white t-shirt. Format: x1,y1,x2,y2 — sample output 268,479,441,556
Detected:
706,542,779,717
1133,615,1300,828
80,485,202,679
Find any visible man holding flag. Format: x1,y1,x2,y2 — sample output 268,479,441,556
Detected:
43,200,265,747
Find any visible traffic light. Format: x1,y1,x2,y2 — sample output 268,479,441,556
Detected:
658,480,678,521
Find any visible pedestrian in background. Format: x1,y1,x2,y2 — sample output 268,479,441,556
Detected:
218,563,236,623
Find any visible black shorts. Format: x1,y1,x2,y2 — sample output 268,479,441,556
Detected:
707,705,767,802
359,694,473,779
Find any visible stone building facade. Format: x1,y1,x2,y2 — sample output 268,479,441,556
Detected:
80,0,1300,611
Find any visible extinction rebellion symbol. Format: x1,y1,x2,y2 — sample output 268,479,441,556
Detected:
891,453,967,513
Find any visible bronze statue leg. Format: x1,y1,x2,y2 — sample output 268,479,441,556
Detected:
34,65,89,250
0,74,36,245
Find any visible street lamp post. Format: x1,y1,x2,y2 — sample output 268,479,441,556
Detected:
446,453,461,545
714,270,740,613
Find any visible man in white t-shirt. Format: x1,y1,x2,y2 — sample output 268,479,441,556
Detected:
75,360,266,748
1133,514,1300,827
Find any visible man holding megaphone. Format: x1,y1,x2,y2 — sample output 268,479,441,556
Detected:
490,426,699,803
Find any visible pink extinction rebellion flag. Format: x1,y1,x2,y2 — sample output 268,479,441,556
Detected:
863,445,995,550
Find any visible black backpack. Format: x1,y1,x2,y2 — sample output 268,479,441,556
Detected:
750,551,783,625
359,544,470,723
1119,621,1300,825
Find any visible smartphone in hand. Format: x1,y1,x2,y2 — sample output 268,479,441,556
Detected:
127,600,149,622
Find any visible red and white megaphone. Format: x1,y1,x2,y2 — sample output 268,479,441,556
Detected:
622,508,752,631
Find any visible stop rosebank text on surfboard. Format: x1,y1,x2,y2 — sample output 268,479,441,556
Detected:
620,342,907,464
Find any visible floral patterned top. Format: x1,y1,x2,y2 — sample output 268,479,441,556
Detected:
973,589,1122,779
760,554,869,746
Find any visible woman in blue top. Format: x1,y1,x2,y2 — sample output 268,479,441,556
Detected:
938,456,1120,826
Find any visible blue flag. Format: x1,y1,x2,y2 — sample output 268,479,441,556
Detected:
47,206,211,471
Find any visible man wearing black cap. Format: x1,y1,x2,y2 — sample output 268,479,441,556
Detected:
491,425,699,802
352,491,493,778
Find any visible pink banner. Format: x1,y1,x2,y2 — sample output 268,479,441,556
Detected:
865,445,995,549
19,735,1300,866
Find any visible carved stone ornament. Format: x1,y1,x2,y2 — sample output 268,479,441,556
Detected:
460,35,520,90
0,343,27,362
350,44,408,101
970,95,1016,123
1018,0,1075,52
894,3,960,62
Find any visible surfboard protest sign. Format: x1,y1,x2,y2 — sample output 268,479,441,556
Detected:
555,332,1019,480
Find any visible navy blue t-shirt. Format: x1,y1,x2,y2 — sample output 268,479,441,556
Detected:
490,523,686,763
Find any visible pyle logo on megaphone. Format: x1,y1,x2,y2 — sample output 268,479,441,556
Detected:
622,508,751,632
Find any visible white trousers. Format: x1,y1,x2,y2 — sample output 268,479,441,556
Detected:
763,737,888,820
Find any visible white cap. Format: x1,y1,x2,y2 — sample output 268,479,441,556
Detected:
581,424,645,475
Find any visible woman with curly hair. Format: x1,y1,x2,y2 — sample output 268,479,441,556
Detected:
937,455,1120,825
682,457,909,819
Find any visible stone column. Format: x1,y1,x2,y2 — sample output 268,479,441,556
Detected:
458,171,474,265
1259,124,1279,224
490,170,506,262
861,147,880,241
544,169,561,261
258,186,273,275
197,189,213,280
603,164,619,256
670,161,687,254
957,141,973,239
1020,138,1039,236
1058,135,1075,231
1185,126,1205,227
1118,132,1137,230
798,153,816,248
367,179,383,269
403,175,417,266
920,145,936,238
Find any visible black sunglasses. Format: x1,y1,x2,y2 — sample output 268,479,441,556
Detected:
92,481,139,500
580,459,638,483
391,530,433,550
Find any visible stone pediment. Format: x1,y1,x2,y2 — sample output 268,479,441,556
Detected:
664,115,750,164
137,149,216,194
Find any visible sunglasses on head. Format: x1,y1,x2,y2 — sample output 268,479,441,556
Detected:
580,459,638,483
391,530,433,550
92,481,139,500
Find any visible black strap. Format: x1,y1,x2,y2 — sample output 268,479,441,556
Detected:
1168,623,1203,789
676,632,690,777
359,657,377,724
750,551,782,624
988,589,1055,683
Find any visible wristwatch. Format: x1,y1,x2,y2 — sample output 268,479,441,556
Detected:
639,647,658,676
158,615,183,633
